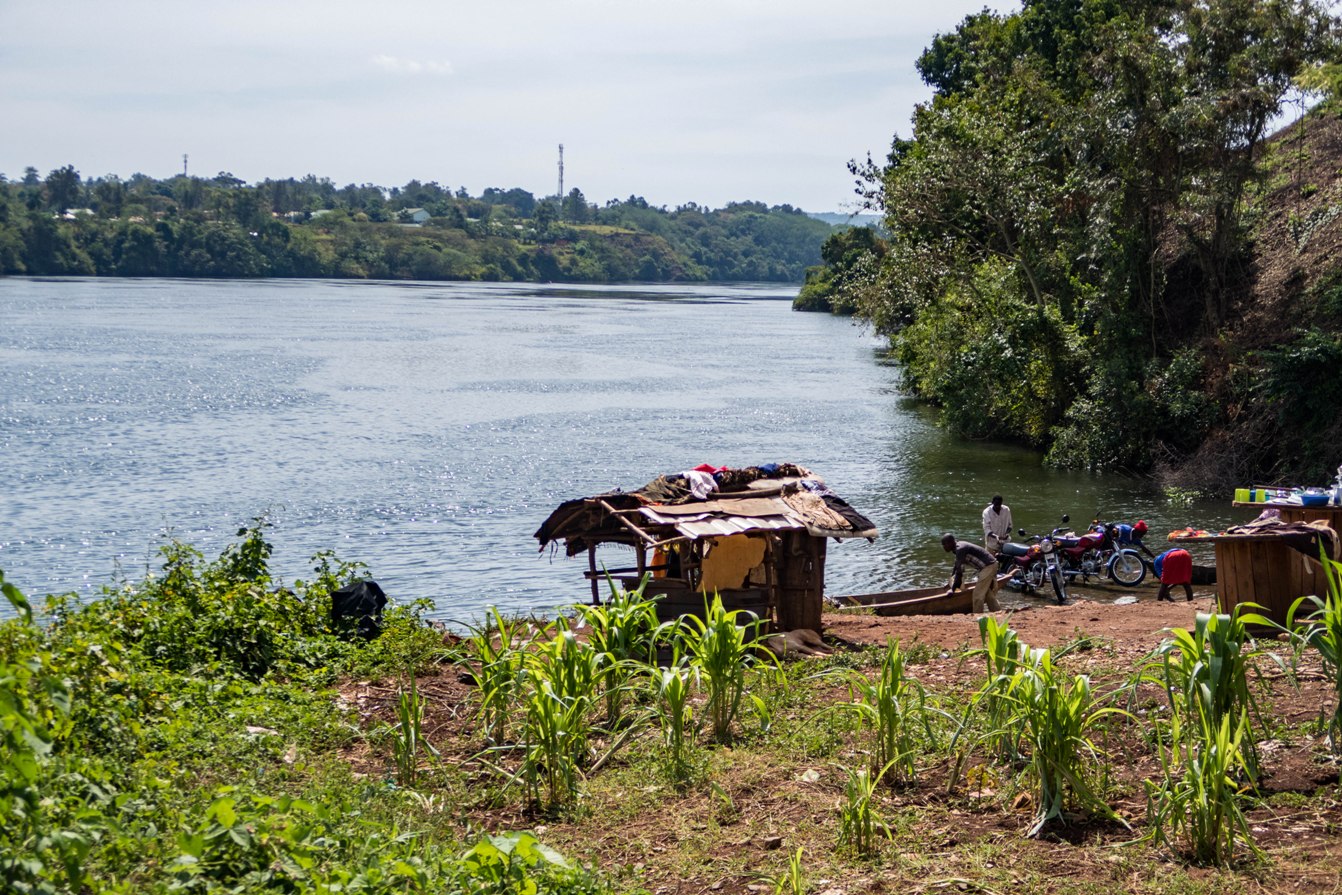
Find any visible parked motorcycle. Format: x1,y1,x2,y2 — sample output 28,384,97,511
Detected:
1053,514,1148,587
995,534,1046,594
1012,525,1069,604
1095,517,1149,586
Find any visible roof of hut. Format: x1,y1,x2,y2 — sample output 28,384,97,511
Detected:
534,463,879,557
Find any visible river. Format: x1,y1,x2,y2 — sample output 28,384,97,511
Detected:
0,277,1243,623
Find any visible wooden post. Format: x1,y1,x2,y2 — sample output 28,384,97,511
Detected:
763,535,777,631
587,545,600,605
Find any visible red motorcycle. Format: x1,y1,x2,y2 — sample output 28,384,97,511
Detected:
1053,515,1148,586
995,533,1046,594
996,527,1068,604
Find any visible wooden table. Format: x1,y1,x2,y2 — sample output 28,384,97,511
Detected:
1181,501,1342,623
1231,501,1342,526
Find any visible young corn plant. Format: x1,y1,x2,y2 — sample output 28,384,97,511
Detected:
652,655,700,787
842,638,935,785
768,846,806,895
676,595,770,744
1005,646,1130,837
463,608,534,745
518,676,594,814
972,615,1025,763
1146,702,1259,866
571,575,665,728
390,675,438,787
516,629,605,813
1284,554,1342,753
1149,610,1265,782
836,765,891,859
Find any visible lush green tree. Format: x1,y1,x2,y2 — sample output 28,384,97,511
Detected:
44,165,81,214
855,0,1338,472
562,188,592,223
91,175,126,218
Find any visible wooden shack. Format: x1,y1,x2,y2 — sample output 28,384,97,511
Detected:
533,464,878,632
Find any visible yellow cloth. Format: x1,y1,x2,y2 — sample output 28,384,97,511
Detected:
699,535,766,593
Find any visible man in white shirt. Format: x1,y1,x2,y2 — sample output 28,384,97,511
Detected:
982,494,1012,553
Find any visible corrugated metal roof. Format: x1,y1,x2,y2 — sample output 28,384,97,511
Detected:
640,505,806,540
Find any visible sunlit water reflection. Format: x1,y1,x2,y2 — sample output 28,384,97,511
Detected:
0,278,1246,623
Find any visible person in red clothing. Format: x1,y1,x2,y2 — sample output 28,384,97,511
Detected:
1153,548,1194,602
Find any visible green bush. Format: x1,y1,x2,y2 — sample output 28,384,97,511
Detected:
895,259,1078,446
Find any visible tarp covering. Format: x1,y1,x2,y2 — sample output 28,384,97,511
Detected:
534,463,878,555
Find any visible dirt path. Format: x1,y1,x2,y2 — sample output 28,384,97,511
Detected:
823,590,1222,653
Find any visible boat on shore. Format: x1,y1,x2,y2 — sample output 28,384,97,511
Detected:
826,574,1014,617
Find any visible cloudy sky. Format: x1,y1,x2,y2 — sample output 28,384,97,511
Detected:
1,1,1015,213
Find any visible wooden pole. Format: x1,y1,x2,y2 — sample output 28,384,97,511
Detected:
587,545,600,605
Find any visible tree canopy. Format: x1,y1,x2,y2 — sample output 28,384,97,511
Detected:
806,0,1341,486
0,170,835,285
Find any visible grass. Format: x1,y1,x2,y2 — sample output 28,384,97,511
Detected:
12,529,1342,894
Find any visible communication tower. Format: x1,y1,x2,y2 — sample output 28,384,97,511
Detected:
557,144,564,200
183,153,189,177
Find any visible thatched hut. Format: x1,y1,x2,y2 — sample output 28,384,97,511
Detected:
534,464,878,631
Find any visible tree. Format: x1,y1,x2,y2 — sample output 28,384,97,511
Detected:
533,199,559,235
561,188,591,223
92,176,126,218
44,165,81,214
857,0,1339,470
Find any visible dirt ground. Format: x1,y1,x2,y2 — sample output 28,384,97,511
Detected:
823,585,1222,656
349,590,1342,894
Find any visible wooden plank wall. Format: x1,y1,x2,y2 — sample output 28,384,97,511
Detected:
775,532,825,632
1217,539,1327,622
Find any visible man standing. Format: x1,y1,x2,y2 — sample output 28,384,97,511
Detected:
942,533,1001,613
982,495,1013,553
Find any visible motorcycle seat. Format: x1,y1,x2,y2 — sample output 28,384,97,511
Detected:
999,542,1031,557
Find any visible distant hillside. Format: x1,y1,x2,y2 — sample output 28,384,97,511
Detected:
0,174,835,284
806,211,882,228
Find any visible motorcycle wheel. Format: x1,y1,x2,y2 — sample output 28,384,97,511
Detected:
1049,562,1069,604
1023,560,1046,592
1108,550,1147,586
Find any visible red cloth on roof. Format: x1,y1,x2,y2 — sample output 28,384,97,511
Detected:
692,464,727,474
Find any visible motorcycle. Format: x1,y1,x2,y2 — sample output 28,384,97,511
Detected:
1011,525,1069,605
1053,514,1148,587
995,534,1046,594
1094,517,1149,586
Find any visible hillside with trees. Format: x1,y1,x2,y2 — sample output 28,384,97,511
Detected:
798,0,1342,491
0,170,833,284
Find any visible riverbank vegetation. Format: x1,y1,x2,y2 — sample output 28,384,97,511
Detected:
0,171,833,284
9,525,1342,893
798,0,1342,491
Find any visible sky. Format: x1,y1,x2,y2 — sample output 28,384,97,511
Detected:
1,1,1017,213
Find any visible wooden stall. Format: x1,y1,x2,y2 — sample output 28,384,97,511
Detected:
1178,532,1328,623
1179,501,1342,624
533,465,876,633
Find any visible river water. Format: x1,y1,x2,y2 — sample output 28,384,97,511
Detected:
0,277,1244,623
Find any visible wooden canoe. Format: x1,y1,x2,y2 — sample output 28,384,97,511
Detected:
827,574,1013,617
